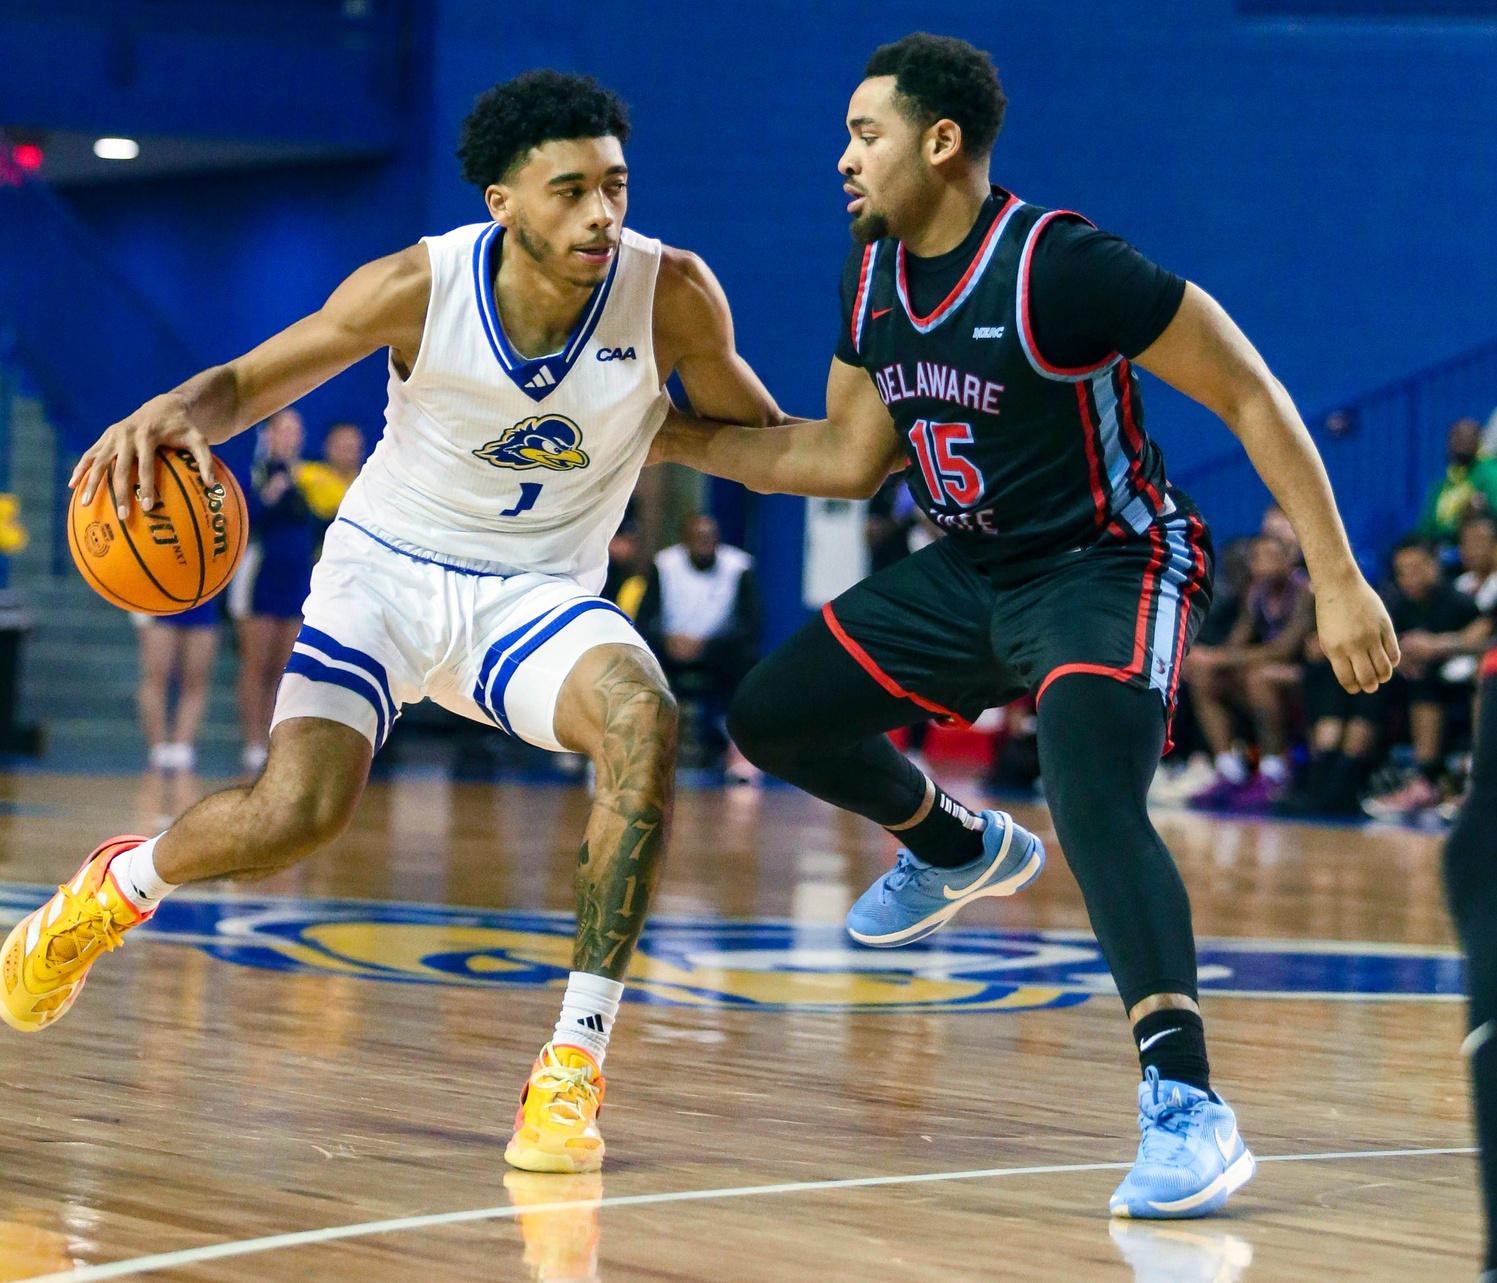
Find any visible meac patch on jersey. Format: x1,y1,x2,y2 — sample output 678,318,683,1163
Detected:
339,222,670,594
473,416,591,472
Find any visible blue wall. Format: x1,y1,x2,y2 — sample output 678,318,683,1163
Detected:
22,0,1497,643
64,159,424,442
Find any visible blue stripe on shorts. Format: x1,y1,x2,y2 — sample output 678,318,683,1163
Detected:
474,599,631,736
295,624,393,716
283,651,390,749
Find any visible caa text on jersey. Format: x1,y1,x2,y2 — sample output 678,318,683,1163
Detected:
874,361,1004,415
596,346,637,361
472,415,591,472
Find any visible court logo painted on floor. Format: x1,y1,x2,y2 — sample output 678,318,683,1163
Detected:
0,884,1464,1013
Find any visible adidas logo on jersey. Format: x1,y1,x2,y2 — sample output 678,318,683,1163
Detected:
973,325,1005,340
524,365,558,390
596,346,637,362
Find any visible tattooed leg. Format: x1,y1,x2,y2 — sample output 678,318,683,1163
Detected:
553,644,679,979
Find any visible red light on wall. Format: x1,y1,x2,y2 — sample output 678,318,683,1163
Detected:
11,144,42,172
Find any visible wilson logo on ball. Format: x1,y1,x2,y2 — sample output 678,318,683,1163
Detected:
83,522,113,559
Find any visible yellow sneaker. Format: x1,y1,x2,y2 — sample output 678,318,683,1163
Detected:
503,1170,603,1281
505,1042,607,1174
1,837,151,1033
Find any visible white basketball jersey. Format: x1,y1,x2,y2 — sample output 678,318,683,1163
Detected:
340,221,670,593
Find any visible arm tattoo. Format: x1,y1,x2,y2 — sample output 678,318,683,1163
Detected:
573,655,676,978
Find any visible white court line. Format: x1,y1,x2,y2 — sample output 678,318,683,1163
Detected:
24,1145,1475,1282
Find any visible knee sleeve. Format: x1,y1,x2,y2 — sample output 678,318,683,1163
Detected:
1038,674,1199,1011
725,617,932,826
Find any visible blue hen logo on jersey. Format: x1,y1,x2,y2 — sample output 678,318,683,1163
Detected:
473,415,590,472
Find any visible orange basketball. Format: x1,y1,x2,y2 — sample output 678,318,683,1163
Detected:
68,448,248,615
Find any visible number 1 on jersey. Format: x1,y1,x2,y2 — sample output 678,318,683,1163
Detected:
908,420,984,507
498,482,543,518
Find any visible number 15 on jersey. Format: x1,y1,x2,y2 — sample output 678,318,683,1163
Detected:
908,420,985,508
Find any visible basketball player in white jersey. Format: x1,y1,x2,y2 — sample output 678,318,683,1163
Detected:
1,71,784,1174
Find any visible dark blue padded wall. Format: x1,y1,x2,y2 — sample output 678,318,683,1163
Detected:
9,0,1497,644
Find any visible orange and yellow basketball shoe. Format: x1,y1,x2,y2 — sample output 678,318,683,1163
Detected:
505,1042,607,1174
1,837,151,1033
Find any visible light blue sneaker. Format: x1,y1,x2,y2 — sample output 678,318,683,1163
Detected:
1109,1067,1256,1219
845,809,1045,947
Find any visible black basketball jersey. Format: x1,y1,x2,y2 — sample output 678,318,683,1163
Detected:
840,189,1173,576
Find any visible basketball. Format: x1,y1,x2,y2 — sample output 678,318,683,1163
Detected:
67,448,247,615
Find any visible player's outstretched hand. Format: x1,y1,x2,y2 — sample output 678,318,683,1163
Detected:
70,393,216,519
1315,571,1400,694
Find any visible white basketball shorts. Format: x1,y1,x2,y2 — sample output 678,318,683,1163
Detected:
270,518,650,753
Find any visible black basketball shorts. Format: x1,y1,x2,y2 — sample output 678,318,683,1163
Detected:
820,505,1214,741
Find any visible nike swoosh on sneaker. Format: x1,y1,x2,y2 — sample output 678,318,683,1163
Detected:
1138,1027,1181,1053
941,818,1015,900
1215,1125,1239,1162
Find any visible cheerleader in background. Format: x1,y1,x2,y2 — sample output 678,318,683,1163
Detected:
229,408,315,774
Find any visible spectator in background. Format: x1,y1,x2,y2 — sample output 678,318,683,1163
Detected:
603,523,648,619
1260,503,1304,568
296,420,367,552
1419,418,1497,545
1367,536,1492,818
638,515,759,769
135,601,220,774
1185,533,1316,809
1458,511,1497,615
1285,623,1384,818
229,408,316,775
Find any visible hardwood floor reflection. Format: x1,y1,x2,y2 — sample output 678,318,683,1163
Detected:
0,771,1473,1281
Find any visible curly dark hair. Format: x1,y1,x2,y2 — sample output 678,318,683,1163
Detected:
864,33,1007,155
457,70,631,188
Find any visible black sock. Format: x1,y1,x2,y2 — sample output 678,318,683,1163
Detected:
1134,1008,1210,1092
891,783,985,867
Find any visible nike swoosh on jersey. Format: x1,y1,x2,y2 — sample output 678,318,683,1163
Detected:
1138,1027,1181,1053
870,306,893,319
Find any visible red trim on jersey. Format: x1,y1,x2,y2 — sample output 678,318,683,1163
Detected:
1034,524,1168,704
896,193,1019,330
1075,382,1110,527
850,243,876,353
821,603,967,724
1115,360,1166,512
1482,647,1497,681
1018,211,1122,378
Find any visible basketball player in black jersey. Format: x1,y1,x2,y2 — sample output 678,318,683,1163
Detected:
653,33,1399,1217
1447,648,1497,1280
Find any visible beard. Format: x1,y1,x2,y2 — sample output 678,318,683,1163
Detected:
850,208,891,245
514,216,607,288
513,218,554,266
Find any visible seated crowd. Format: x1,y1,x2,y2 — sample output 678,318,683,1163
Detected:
1156,414,1497,822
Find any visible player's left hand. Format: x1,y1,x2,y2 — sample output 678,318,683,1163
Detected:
1314,570,1399,693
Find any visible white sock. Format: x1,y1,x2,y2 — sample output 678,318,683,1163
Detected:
1259,754,1288,783
108,834,179,913
552,971,624,1067
1215,752,1248,785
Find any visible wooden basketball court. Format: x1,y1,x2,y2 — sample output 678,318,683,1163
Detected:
0,769,1477,1281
